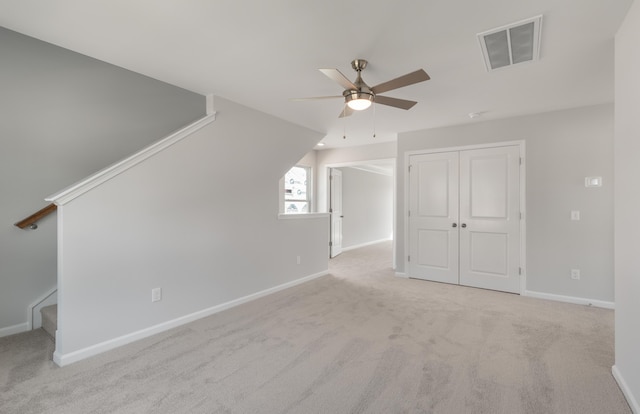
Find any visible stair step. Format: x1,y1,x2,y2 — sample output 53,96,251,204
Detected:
41,304,57,341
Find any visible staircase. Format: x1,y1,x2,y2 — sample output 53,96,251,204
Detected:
41,304,57,341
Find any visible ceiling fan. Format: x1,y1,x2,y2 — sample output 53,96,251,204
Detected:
294,59,430,118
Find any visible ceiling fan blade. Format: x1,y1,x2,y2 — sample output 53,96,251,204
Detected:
319,68,357,90
338,105,354,118
374,95,418,110
371,69,430,95
290,96,343,101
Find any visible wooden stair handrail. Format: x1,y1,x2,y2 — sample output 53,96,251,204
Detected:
14,203,57,229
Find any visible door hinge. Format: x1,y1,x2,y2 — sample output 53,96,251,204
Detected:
408,210,411,217
519,267,522,275
329,208,333,213
329,241,333,247
408,255,411,262
330,175,333,180
520,211,523,220
519,157,523,166
408,164,412,173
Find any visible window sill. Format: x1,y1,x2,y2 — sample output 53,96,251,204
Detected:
278,213,330,220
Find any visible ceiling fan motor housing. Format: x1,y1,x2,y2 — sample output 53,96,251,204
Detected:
351,59,368,72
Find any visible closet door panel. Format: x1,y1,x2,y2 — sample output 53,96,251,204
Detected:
459,146,520,293
408,152,459,284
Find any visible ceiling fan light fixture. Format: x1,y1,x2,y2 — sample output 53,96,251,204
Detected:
345,91,374,111
297,59,430,118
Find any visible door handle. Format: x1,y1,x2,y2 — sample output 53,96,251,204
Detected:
461,223,467,228
452,223,457,228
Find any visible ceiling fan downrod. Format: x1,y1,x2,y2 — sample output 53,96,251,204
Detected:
346,59,374,108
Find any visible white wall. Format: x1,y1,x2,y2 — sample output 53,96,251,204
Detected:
0,28,205,336
54,97,328,363
316,142,396,213
338,167,393,249
397,105,614,303
296,150,317,169
613,1,640,411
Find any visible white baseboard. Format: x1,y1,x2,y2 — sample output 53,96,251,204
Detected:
53,269,329,367
342,238,392,252
612,365,640,413
0,322,30,338
395,272,408,278
523,290,614,309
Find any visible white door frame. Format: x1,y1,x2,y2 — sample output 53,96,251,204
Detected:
404,140,527,294
329,168,343,258
323,158,397,268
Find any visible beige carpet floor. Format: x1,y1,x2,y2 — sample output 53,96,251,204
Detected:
0,241,631,413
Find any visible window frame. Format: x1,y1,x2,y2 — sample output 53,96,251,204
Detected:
282,165,312,214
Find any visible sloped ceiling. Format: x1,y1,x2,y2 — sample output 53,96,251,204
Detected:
0,0,632,148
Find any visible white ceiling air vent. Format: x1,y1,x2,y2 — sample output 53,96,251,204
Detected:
478,15,543,71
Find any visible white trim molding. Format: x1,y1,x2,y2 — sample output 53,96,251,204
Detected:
46,113,217,206
53,269,329,367
523,290,614,309
612,365,640,413
206,94,215,115
278,213,330,220
395,272,408,278
0,322,30,338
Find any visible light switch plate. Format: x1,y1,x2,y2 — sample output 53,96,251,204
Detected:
571,211,580,221
585,177,602,187
151,287,162,302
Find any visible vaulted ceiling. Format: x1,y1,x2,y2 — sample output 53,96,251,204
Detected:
0,0,632,148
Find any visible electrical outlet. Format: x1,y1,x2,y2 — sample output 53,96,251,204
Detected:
151,287,162,302
296,255,301,265
571,211,580,221
571,269,581,280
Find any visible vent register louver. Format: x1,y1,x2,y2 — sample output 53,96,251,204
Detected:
478,15,543,71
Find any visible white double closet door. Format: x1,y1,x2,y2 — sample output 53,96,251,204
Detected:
408,145,521,293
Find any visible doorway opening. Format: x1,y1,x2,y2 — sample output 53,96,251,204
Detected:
327,160,396,267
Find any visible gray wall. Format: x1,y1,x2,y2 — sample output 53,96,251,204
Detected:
54,97,327,361
339,167,393,249
0,27,205,334
614,2,640,409
316,142,396,213
397,104,614,302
